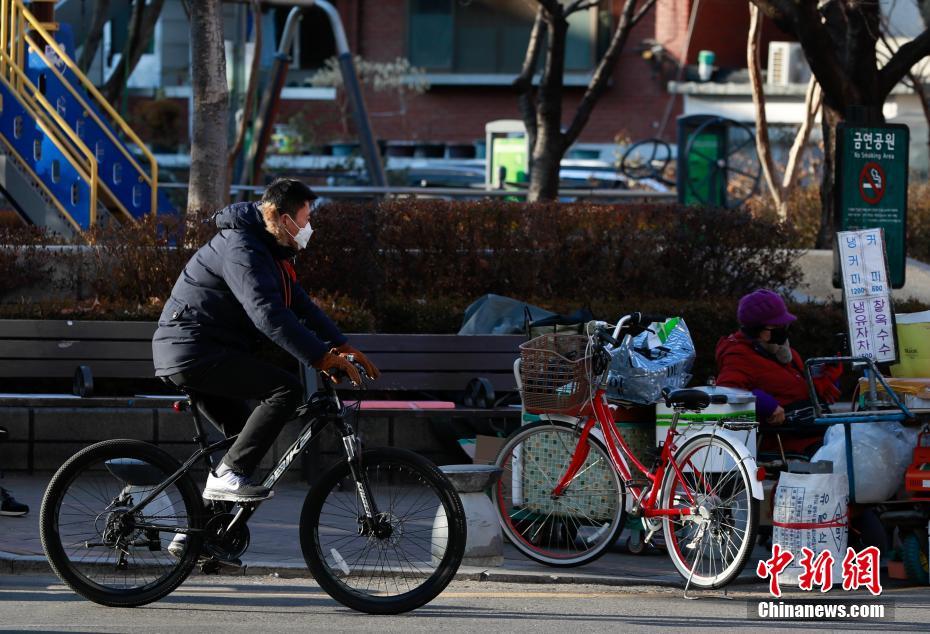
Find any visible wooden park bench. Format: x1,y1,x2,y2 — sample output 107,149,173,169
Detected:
0,319,163,403
310,333,524,470
0,320,525,473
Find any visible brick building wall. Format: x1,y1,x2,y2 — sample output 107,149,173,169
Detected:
656,0,792,67
285,0,679,146
132,1,794,151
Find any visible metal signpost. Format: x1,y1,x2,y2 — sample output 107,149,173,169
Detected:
835,123,909,289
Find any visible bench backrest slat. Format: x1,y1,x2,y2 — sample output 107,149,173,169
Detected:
0,320,525,391
0,319,157,339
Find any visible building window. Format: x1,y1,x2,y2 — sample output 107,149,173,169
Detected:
408,0,608,75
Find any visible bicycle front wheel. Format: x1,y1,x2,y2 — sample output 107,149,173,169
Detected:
660,433,759,589
39,439,204,607
300,447,465,614
493,420,625,567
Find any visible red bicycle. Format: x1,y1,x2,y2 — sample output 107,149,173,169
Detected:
494,313,764,589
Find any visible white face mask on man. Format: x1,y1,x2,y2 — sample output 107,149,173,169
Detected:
284,216,314,250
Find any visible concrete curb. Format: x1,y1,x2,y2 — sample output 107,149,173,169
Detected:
0,550,762,588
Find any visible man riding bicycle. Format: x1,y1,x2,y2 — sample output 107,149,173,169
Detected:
152,178,379,503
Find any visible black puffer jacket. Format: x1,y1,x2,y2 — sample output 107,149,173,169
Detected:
152,202,346,377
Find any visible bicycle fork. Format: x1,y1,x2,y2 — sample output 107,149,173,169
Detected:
339,427,390,539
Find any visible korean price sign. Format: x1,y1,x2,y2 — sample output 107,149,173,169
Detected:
837,229,897,364
835,124,908,289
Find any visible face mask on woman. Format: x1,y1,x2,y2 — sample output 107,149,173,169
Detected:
759,328,793,364
767,327,789,346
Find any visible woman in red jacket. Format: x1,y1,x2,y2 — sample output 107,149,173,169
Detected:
723,291,886,551
716,289,841,426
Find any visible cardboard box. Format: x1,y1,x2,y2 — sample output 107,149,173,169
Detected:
473,434,505,465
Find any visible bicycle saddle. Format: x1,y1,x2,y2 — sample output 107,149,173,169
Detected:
665,388,724,411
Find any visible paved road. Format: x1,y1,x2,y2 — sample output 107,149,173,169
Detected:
0,574,925,632
0,473,769,587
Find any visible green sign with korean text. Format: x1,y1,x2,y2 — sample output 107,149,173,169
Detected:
835,123,908,289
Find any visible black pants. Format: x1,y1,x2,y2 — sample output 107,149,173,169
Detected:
170,356,303,476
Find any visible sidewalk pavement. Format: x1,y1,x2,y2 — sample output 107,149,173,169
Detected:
0,472,767,589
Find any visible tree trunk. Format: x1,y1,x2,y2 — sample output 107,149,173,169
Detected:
817,104,843,248
103,0,166,106
528,132,563,201
521,0,657,202
527,12,568,203
188,0,229,220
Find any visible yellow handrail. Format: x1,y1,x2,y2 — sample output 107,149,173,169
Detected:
23,32,152,187
8,0,161,216
0,1,7,83
0,132,84,233
0,55,97,229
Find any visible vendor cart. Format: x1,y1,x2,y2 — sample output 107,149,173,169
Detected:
804,355,930,585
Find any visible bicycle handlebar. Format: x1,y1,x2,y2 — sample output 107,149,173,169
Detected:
320,355,369,387
633,312,668,325
591,312,671,351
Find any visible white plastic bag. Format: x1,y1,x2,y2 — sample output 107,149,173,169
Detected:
773,470,849,585
811,422,914,503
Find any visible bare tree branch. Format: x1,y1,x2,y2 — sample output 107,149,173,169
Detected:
879,28,930,98
534,0,562,16
747,4,784,215
631,0,656,25
783,76,821,191
537,11,568,151
227,0,263,195
514,9,544,150
563,0,656,146
749,0,849,107
103,0,166,104
77,0,110,73
564,0,600,16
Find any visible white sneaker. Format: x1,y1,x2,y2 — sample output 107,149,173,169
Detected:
168,533,187,558
202,467,274,503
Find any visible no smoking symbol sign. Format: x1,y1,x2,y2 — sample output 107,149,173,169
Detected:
859,162,886,205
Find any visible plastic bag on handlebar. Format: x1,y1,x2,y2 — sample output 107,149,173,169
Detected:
604,316,695,405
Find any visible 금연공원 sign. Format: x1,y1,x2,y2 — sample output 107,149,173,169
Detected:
837,228,897,364
836,124,908,288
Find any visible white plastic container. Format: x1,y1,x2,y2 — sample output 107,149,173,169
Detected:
655,385,757,469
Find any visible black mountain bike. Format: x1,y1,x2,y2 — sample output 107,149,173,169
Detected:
39,363,466,614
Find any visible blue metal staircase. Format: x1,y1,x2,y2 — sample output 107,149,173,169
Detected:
0,0,172,236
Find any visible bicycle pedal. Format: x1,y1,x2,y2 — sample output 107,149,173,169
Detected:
198,555,242,572
625,479,650,490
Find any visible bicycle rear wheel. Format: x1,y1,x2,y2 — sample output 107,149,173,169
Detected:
493,420,625,567
660,433,759,589
300,447,465,614
40,439,204,607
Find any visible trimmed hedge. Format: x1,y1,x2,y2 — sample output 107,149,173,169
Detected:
2,199,877,382
300,199,803,305
746,182,930,261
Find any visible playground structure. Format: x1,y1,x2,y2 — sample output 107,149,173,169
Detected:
0,0,759,238
0,0,173,237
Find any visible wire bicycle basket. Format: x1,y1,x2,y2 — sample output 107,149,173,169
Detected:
519,334,593,415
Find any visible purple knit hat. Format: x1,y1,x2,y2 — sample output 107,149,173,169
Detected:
737,289,796,327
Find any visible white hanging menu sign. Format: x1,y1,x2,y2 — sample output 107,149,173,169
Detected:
837,228,897,363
